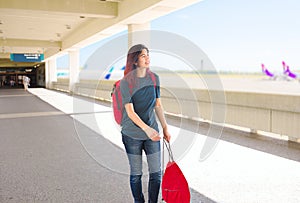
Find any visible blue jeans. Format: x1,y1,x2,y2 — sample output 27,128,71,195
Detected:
122,134,161,203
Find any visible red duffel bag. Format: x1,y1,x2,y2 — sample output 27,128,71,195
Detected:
162,140,190,203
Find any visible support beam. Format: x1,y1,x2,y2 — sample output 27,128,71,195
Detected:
0,39,61,48
61,0,202,54
45,58,57,89
0,53,10,59
68,49,80,93
1,39,61,54
128,23,151,48
44,48,63,60
0,0,117,18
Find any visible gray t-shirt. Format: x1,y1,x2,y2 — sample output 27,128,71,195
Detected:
120,73,160,140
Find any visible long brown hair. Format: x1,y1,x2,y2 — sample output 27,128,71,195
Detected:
124,44,153,86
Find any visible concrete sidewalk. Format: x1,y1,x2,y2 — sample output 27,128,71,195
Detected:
0,89,133,202
0,88,210,202
1,88,300,203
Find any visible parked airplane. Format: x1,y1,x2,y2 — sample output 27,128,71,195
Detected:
262,62,299,82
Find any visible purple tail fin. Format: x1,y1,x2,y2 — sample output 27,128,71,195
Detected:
286,66,297,79
261,64,274,77
283,62,298,79
282,61,287,72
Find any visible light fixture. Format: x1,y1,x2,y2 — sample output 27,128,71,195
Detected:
65,24,71,29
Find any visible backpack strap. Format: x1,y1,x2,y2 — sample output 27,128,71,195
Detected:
149,71,157,88
128,80,134,95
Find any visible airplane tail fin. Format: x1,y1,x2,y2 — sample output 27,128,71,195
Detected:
282,61,298,79
104,66,115,80
261,64,274,77
282,61,287,72
286,66,297,79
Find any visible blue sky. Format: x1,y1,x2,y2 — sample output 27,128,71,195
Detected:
58,0,300,73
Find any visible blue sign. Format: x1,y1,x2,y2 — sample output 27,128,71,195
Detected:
10,53,44,62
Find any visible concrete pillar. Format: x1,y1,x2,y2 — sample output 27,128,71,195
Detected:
128,23,150,48
45,58,57,89
68,49,80,93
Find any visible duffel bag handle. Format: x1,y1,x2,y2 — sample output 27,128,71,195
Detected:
163,139,174,162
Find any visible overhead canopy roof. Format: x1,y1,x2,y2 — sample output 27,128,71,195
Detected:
0,0,201,68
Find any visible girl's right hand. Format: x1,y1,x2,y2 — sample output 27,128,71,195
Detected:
144,127,161,141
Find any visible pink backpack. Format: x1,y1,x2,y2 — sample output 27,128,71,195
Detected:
111,80,124,125
111,73,156,125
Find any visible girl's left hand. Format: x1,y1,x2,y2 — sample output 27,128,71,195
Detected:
163,127,171,142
